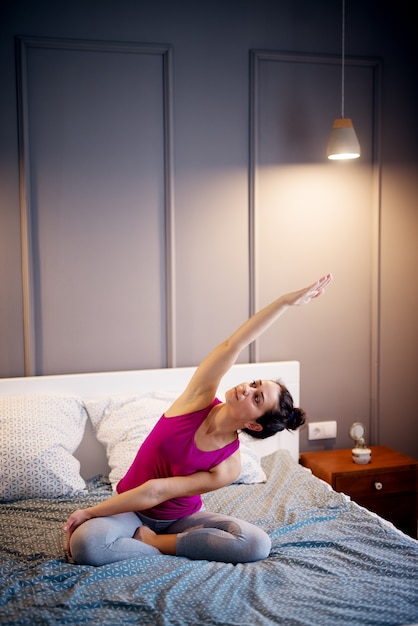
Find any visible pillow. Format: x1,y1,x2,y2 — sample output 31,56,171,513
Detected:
86,392,176,488
0,394,88,501
85,392,266,488
236,436,266,484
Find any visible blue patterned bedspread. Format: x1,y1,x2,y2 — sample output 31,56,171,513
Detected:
0,450,417,626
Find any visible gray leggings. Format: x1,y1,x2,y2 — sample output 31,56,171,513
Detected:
69,510,271,567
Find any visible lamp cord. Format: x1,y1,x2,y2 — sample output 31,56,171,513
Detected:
341,0,345,118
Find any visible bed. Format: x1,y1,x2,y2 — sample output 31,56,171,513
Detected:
0,361,417,626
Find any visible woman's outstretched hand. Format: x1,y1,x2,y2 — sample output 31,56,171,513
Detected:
288,273,333,306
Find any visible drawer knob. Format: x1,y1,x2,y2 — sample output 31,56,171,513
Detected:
374,481,383,491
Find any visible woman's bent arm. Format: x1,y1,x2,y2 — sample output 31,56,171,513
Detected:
63,451,240,539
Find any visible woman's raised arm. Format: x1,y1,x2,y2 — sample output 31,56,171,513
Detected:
176,273,333,407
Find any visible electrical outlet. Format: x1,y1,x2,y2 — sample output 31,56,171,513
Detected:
308,420,337,440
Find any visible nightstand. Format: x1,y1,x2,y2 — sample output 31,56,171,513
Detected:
299,446,418,538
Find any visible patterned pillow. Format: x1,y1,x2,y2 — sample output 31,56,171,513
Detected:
0,394,88,501
85,392,266,488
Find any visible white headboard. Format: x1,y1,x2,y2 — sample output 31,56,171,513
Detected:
0,361,300,479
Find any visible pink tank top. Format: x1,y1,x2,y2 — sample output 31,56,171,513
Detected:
116,399,239,520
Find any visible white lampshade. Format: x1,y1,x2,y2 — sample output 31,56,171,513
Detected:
327,118,361,160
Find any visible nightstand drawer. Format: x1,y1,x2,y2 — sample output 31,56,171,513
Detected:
335,468,416,498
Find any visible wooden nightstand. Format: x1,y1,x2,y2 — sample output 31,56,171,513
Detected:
299,446,418,538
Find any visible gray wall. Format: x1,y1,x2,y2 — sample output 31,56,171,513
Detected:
1,0,417,459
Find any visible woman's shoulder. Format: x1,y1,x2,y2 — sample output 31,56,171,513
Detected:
164,397,221,418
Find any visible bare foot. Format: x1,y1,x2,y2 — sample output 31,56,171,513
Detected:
134,526,177,555
133,525,157,546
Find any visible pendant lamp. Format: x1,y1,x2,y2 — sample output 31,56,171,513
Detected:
327,0,360,160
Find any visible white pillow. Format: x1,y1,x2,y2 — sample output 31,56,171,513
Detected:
85,392,266,488
86,392,176,488
0,394,88,501
236,437,266,484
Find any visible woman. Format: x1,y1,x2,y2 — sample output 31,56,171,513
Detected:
63,273,332,566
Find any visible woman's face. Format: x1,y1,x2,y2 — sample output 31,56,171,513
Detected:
225,379,280,425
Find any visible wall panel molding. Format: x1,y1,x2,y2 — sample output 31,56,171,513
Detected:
249,49,382,444
16,36,175,375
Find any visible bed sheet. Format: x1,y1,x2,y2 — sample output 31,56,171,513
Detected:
0,450,417,626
